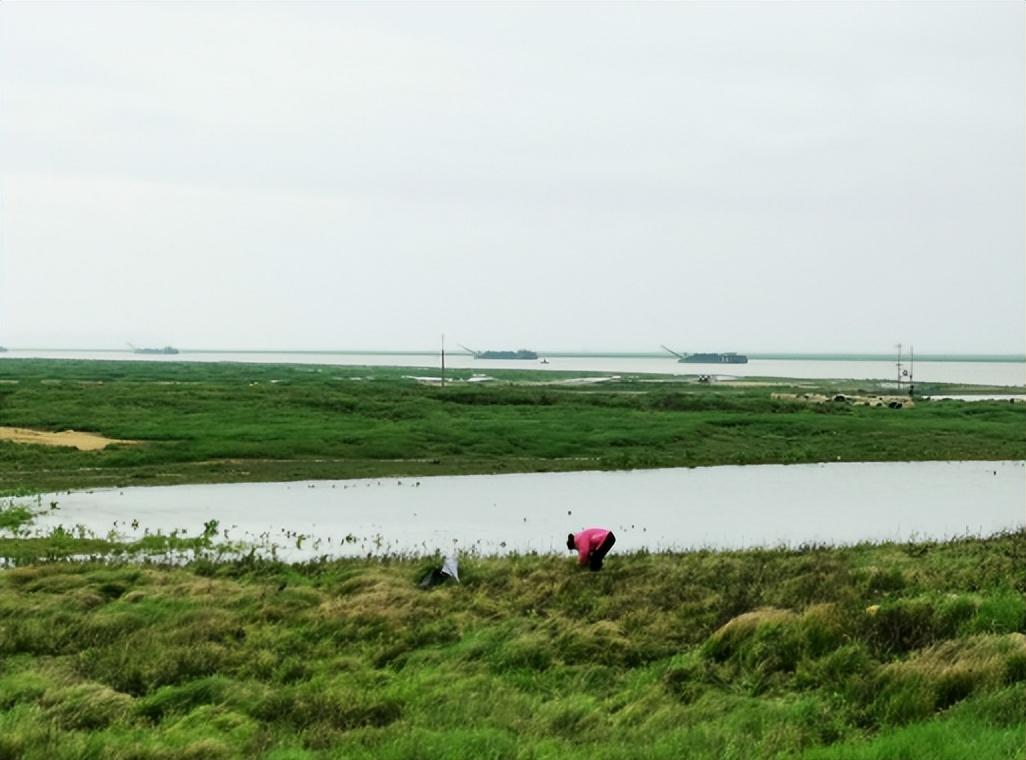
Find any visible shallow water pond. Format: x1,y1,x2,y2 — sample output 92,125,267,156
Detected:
25,460,1025,561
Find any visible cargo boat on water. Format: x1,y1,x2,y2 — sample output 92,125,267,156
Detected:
460,345,538,360
127,343,179,355
661,345,748,364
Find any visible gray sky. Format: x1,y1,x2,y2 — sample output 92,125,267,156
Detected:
2,2,1023,354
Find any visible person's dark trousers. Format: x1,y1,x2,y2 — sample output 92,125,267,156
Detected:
588,532,616,571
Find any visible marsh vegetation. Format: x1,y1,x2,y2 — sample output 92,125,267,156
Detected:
0,529,1023,759
0,359,1022,494
0,359,1022,758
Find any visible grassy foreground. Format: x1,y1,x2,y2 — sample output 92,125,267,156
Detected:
0,531,1023,759
0,359,1023,493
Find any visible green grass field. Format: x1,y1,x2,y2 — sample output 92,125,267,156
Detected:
0,358,1022,758
0,359,1022,494
0,526,1023,759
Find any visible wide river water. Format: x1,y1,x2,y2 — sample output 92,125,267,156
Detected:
26,461,1025,561
3,349,1024,386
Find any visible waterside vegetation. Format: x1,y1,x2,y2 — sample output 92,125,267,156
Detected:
0,359,1022,494
0,528,1022,759
0,359,1022,757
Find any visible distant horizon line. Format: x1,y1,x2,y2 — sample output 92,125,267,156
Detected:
2,347,1024,362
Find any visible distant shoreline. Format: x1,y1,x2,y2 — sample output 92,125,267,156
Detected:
0,360,1023,494
3,348,1025,363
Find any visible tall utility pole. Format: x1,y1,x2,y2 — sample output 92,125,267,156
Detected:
908,344,914,398
895,343,903,389
440,334,446,388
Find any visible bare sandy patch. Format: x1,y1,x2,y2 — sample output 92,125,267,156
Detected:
0,427,138,451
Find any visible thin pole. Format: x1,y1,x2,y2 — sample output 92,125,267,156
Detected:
909,344,914,398
895,343,902,390
441,334,445,388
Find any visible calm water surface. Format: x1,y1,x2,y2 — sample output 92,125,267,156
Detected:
28,461,1025,561
925,394,1026,402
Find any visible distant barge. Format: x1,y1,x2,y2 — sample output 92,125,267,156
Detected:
460,345,538,360
661,345,748,364
128,344,179,355
679,352,748,364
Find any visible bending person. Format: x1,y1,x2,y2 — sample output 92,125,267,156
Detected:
567,527,616,571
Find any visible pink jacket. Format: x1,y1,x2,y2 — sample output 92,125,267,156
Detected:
573,528,610,566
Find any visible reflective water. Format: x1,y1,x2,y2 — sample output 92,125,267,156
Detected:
2,349,1024,386
925,395,1025,402
28,461,1025,561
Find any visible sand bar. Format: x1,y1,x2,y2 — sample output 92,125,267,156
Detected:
0,427,136,451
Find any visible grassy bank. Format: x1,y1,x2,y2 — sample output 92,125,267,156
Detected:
1,359,1022,757
0,531,1023,759
0,359,1023,493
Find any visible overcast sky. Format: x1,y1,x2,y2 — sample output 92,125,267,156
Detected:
1,2,1023,354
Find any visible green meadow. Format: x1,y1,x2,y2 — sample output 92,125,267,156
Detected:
0,526,1023,759
0,359,1022,494
0,358,1023,758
